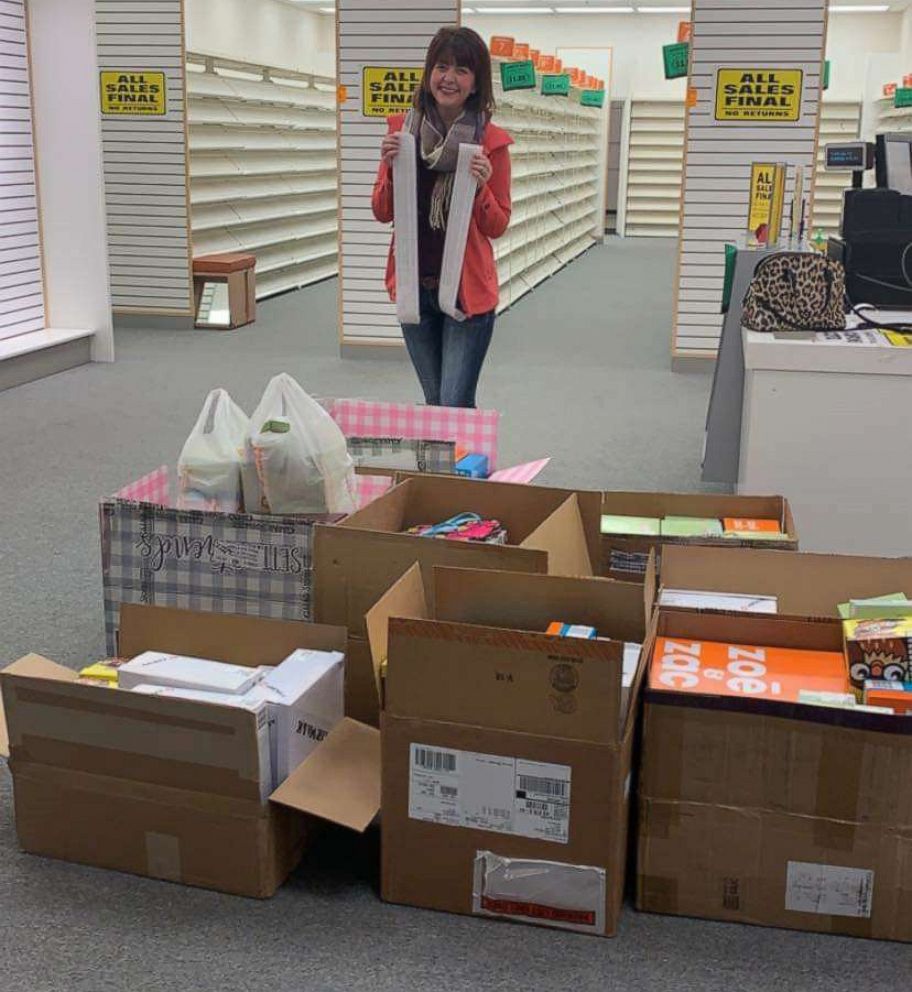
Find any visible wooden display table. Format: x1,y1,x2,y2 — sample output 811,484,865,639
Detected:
192,252,256,329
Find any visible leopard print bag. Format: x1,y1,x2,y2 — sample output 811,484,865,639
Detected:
742,252,846,332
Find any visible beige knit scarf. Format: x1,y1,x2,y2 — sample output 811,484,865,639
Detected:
405,106,484,230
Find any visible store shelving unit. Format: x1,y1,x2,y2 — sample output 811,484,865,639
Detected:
620,98,859,241
621,98,685,238
812,101,862,237
876,94,912,134
186,53,338,301
492,72,607,313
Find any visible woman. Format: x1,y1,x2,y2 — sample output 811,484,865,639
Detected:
371,26,513,409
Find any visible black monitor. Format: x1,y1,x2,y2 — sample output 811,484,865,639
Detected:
875,133,912,194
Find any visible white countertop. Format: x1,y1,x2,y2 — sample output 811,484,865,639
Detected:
743,312,912,375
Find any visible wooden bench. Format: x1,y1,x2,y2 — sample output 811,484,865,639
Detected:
192,252,256,329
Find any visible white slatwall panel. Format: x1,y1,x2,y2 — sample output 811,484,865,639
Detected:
338,0,459,345
186,54,338,301
624,99,685,238
673,0,828,359
811,100,860,238
96,0,192,313
0,0,45,341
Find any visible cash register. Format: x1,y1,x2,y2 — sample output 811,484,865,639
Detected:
827,133,912,310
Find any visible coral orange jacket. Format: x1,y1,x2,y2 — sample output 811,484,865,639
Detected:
371,113,514,318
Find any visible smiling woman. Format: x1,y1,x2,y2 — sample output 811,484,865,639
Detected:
371,27,514,409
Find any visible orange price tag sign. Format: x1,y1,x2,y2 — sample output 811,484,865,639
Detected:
513,43,530,60
686,86,698,108
677,20,692,43
337,84,348,104
884,82,898,97
539,54,555,72
490,36,515,58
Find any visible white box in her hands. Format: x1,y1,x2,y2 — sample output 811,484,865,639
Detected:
130,684,274,801
117,651,264,694
260,649,344,785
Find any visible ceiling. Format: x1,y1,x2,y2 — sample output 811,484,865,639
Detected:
286,0,911,14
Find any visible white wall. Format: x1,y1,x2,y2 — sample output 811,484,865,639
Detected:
30,0,113,360
903,8,912,67
464,11,903,103
185,0,334,76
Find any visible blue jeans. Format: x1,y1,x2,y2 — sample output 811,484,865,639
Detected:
401,286,495,409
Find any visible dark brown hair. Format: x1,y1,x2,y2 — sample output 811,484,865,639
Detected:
414,26,495,117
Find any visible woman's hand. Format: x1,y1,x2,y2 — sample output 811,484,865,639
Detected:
470,150,493,186
381,132,402,166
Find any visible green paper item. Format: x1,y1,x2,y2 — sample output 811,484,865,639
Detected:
895,88,912,109
541,73,570,96
660,516,724,538
837,592,908,620
500,60,537,92
850,601,912,620
580,89,605,108
823,59,831,91
663,42,689,81
600,514,661,537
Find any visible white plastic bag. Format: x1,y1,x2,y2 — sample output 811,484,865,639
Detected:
242,373,357,515
177,388,250,512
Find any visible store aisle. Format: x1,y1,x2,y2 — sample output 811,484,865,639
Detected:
12,239,908,992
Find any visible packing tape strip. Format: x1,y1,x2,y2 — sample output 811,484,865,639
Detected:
146,831,182,883
814,734,862,850
393,132,421,326
438,143,481,322
8,683,261,782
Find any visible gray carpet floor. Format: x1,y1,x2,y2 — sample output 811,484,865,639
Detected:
1,237,908,990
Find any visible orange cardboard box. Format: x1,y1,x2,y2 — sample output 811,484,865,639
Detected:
650,636,848,702
722,517,782,534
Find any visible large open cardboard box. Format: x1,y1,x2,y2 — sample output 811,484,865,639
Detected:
600,491,797,581
637,608,912,942
369,563,651,936
660,545,912,615
314,475,601,727
0,605,380,898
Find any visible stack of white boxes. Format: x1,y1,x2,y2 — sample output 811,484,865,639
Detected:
121,649,344,800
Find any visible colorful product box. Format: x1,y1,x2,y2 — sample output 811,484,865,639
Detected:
863,679,912,713
722,517,782,534
455,453,490,478
843,618,912,688
650,636,848,702
546,622,596,639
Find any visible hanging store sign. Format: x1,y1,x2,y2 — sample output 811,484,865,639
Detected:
677,21,692,43
663,43,689,80
541,73,570,96
99,70,167,115
714,68,803,122
362,66,423,117
500,60,537,92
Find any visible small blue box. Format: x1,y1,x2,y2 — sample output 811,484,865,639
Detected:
455,453,489,478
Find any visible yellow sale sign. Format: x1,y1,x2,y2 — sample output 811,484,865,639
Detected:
715,68,803,122
362,66,423,117
100,71,166,115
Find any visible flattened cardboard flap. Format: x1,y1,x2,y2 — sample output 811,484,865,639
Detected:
365,563,428,697
0,654,76,759
269,718,380,831
660,546,912,618
432,566,646,643
118,604,347,667
523,495,593,577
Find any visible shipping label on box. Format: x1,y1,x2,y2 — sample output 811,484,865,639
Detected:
785,861,874,919
409,743,571,844
100,467,328,654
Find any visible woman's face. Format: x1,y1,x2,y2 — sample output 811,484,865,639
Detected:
429,58,475,113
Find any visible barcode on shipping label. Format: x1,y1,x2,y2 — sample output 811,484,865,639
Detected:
413,746,458,773
408,745,571,843
785,861,874,919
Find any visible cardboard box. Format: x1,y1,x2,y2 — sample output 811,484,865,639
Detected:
637,607,912,942
659,545,912,617
315,475,601,728
0,605,380,898
371,563,651,936
599,492,797,581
